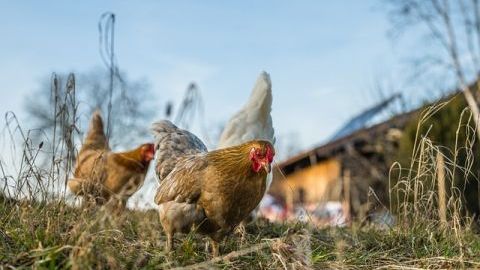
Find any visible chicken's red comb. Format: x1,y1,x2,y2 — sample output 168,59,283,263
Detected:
266,144,274,163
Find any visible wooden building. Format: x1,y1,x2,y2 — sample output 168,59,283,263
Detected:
269,97,417,219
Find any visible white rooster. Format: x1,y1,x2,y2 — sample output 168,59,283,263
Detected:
218,71,275,216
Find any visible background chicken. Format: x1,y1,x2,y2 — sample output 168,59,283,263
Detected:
152,120,275,256
68,110,155,208
218,71,275,148
217,71,275,219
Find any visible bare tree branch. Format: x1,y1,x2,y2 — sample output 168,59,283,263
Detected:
385,0,480,140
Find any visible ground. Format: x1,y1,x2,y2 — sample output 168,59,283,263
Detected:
1,194,479,269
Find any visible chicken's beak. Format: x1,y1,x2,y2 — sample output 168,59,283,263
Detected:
263,162,271,173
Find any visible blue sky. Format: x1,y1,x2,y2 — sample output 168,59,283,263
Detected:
0,1,418,152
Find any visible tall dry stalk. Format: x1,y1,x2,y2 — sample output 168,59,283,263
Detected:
436,151,447,228
342,169,351,221
1,73,78,202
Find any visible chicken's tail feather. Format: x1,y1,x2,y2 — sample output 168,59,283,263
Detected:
253,71,275,145
151,120,207,153
150,120,177,149
248,71,272,110
218,71,275,147
151,120,207,181
83,109,109,150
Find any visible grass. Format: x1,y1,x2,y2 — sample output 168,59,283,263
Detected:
1,77,480,269
1,194,480,269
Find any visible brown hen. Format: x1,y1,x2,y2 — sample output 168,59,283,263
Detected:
68,110,154,208
151,120,274,256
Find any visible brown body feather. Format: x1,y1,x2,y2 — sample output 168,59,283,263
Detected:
152,122,273,255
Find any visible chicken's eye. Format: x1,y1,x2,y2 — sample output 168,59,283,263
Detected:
250,147,266,161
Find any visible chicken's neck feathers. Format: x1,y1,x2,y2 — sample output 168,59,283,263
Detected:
206,141,270,179
111,149,149,172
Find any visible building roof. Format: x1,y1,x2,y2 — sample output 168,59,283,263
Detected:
329,93,403,141
276,105,418,176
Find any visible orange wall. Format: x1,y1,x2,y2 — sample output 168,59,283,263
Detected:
271,158,342,206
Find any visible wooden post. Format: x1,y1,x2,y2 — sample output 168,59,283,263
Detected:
309,153,317,166
436,152,447,228
343,170,351,223
285,185,294,218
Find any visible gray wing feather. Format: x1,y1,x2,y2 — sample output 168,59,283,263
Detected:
151,120,207,181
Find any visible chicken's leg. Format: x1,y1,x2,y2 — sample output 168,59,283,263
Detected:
165,232,173,252
108,197,127,214
235,221,247,246
210,239,219,257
